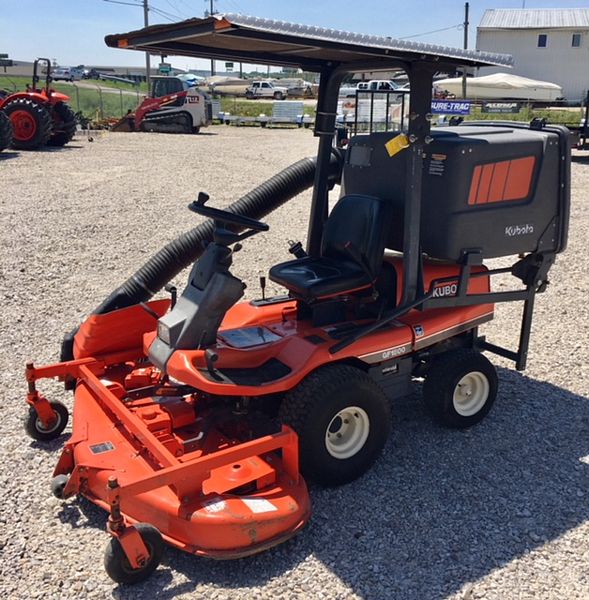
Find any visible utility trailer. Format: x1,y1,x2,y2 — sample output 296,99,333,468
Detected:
23,14,569,584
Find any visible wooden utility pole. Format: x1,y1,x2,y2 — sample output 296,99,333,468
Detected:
461,2,469,99
143,0,151,90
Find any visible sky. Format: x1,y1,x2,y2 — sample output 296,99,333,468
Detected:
1,0,589,72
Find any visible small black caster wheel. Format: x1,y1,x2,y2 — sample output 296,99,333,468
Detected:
24,401,69,441
51,474,70,499
104,523,164,585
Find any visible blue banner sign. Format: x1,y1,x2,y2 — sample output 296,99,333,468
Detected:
431,100,471,115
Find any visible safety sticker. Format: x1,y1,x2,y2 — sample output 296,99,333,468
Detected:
89,441,115,454
241,498,278,514
202,497,227,513
385,133,410,157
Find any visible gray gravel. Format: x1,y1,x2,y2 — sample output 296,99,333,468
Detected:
0,128,587,599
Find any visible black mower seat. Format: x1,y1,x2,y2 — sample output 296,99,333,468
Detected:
269,194,393,302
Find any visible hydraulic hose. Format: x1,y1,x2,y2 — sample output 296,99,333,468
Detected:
61,151,343,361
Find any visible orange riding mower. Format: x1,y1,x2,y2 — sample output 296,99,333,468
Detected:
24,15,570,585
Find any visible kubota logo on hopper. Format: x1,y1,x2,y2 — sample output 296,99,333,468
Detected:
505,223,534,237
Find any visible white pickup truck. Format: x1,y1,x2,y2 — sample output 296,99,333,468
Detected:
339,79,401,97
245,81,289,100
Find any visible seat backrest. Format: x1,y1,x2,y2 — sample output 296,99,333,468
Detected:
321,194,393,277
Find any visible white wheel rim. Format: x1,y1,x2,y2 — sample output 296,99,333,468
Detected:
35,413,61,433
453,371,489,417
325,406,370,459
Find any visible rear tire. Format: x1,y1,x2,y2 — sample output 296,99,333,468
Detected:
273,91,284,100
4,98,52,150
0,111,12,151
423,349,498,429
48,102,76,146
279,364,391,486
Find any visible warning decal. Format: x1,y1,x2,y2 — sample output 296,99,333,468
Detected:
241,498,278,514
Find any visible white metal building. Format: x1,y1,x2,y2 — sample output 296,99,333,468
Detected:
476,8,589,103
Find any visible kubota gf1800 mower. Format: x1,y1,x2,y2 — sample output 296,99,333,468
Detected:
0,58,76,150
24,15,570,584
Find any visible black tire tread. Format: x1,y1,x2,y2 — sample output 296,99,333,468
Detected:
423,348,498,429
279,364,391,486
0,111,12,151
104,523,164,585
4,98,52,150
23,401,69,441
48,102,76,146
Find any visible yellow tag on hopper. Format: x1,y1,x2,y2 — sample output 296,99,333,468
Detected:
385,134,410,157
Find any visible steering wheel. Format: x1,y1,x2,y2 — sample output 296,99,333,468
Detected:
188,201,269,232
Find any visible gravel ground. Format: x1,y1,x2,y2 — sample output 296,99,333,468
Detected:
0,128,587,599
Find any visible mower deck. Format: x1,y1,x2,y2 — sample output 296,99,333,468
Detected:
34,352,310,559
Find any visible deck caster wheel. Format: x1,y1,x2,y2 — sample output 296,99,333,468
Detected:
104,523,164,585
279,364,391,487
51,474,70,499
423,349,498,429
24,401,69,441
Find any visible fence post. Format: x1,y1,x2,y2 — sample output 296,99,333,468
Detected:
96,84,103,120
119,89,123,116
74,84,80,112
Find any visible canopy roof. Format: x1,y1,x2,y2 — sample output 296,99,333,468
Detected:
105,13,512,72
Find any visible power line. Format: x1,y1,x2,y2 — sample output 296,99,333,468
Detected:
150,5,184,21
102,0,142,6
397,23,463,41
165,0,190,18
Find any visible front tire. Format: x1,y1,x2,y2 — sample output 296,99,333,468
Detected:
24,401,69,441
423,349,498,429
48,102,77,147
104,523,164,585
279,365,391,486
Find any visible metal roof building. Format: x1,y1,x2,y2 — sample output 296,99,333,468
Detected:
479,8,589,30
477,8,589,103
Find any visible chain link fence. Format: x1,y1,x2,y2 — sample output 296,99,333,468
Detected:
0,78,143,120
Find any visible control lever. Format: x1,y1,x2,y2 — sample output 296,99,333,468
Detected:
259,275,266,300
205,349,221,380
164,284,177,309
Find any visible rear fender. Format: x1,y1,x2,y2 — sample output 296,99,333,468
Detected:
0,91,47,108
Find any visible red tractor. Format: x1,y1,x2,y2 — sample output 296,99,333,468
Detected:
0,58,76,150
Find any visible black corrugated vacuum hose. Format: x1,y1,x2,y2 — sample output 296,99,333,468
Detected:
60,151,343,361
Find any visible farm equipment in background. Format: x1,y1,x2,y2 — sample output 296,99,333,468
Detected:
24,14,570,584
111,76,212,134
0,58,76,150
